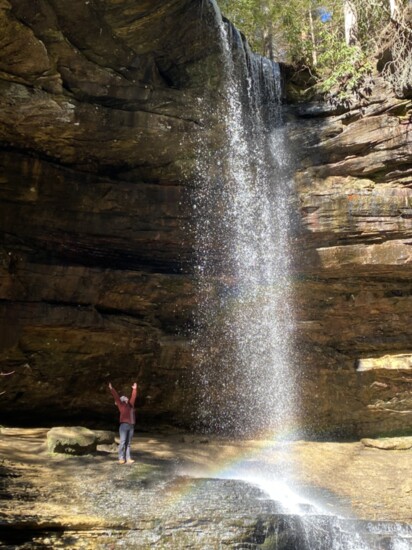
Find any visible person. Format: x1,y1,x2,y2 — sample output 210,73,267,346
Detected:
108,381,137,464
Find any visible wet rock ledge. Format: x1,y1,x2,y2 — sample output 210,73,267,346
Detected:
1,428,412,548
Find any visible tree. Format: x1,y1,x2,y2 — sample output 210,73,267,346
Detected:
380,1,412,97
218,0,411,97
218,0,324,64
389,0,401,18
344,0,358,45
308,5,318,65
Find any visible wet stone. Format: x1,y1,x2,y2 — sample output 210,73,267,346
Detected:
1,430,412,548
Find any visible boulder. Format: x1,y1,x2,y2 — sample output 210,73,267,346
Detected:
92,430,116,445
47,426,97,455
361,437,412,450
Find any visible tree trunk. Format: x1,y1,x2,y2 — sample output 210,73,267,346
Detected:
308,7,317,66
263,21,275,60
262,1,274,60
344,0,358,46
389,0,401,19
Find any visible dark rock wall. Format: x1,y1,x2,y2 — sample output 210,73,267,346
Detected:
0,0,411,437
0,0,221,426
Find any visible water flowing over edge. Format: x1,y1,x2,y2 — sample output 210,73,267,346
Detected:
191,4,299,441
185,4,412,548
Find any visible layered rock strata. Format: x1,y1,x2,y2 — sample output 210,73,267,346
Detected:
0,0,218,426
287,82,412,436
0,0,411,438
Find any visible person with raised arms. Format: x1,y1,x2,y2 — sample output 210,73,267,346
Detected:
108,381,137,464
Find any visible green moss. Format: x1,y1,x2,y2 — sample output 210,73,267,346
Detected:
125,462,161,481
259,535,280,549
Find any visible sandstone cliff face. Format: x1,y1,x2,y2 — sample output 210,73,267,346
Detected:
0,0,411,438
287,83,412,437
0,0,219,425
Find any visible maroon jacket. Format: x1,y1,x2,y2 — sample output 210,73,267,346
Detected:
110,385,137,424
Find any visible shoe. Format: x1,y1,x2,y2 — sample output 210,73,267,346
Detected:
126,459,135,464
118,459,126,464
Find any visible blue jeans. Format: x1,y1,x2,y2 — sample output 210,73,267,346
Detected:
118,423,134,461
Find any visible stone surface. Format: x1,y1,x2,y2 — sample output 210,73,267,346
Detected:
285,79,412,438
93,430,115,445
1,429,412,548
0,0,411,439
361,436,412,450
357,353,412,372
0,0,215,428
46,426,97,454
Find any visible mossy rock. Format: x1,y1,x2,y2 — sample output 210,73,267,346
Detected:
47,426,97,455
93,429,116,445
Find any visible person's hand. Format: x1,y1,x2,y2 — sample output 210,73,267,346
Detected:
132,382,137,389
108,382,113,390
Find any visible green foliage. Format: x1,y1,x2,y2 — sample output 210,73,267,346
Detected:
218,0,275,54
315,17,374,100
318,43,374,100
218,0,315,62
217,0,409,98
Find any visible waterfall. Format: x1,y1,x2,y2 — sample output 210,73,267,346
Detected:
192,9,298,440
188,6,412,550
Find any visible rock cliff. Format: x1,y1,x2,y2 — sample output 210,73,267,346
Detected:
0,0,217,426
288,81,412,437
0,0,411,438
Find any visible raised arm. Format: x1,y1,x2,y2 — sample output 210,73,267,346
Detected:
130,382,137,406
108,382,121,407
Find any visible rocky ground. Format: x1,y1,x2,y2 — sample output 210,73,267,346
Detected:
0,427,411,549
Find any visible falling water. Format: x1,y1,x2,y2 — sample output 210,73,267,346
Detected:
192,9,298,439
188,5,412,549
